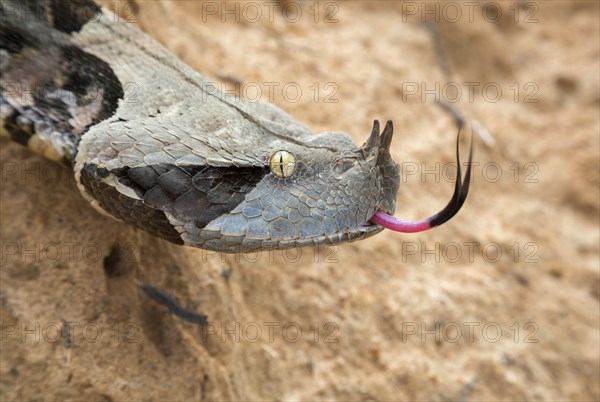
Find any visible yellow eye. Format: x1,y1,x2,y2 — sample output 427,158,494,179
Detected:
270,150,296,178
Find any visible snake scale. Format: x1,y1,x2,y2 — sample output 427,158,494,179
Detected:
0,0,472,253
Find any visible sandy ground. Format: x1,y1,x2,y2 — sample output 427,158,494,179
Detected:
1,1,598,400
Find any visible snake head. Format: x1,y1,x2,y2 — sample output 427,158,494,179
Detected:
77,114,469,253
197,120,400,251
76,112,400,253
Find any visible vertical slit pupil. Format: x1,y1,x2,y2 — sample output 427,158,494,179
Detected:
279,154,284,175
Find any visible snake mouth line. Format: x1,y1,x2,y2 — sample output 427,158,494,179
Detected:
353,220,381,234
361,220,379,228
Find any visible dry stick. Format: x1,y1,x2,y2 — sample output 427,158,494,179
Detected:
424,21,495,147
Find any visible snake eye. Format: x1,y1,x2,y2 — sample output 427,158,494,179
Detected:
270,150,296,178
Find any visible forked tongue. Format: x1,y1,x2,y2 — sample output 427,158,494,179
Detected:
370,124,474,233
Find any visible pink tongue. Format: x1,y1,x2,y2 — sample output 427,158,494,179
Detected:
369,122,474,233
370,210,432,233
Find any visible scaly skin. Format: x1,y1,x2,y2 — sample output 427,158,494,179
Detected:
1,0,401,252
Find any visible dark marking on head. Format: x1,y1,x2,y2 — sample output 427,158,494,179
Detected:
80,163,184,245
48,0,101,33
126,164,269,229
80,162,268,245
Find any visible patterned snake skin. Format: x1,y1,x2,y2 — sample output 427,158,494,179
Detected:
1,0,470,252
